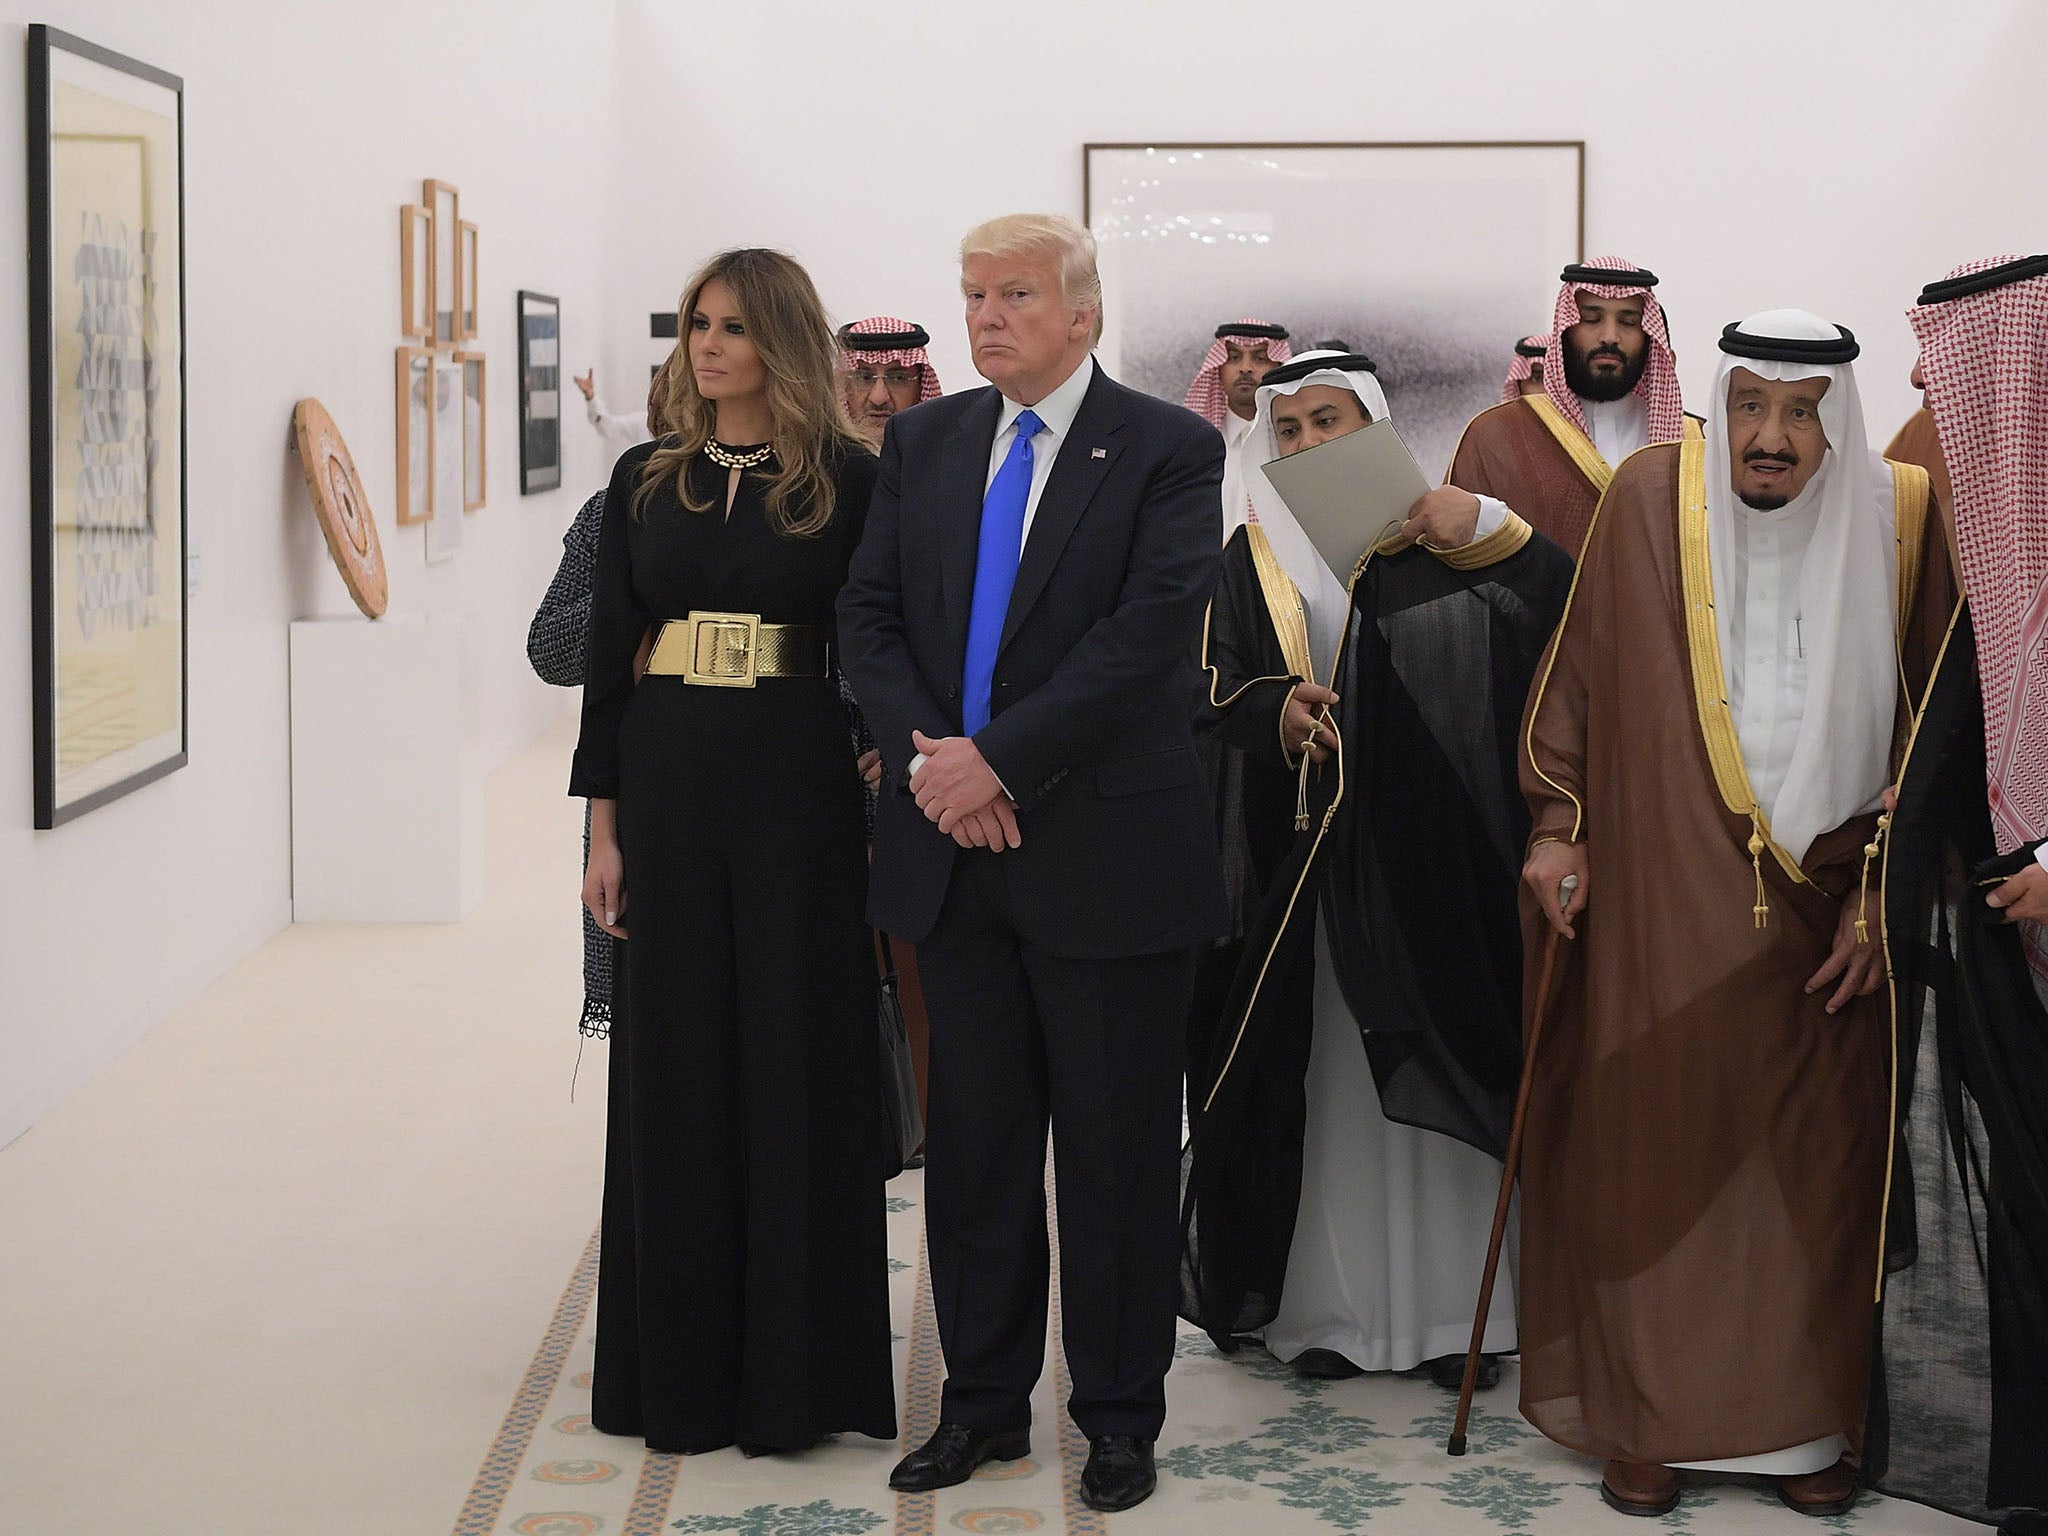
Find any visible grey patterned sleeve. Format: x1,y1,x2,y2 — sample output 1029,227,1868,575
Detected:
526,488,607,686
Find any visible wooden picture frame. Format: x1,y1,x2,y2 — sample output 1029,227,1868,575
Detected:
27,26,189,827
457,221,478,340
394,346,434,524
517,290,562,494
399,203,432,341
454,351,486,510
423,177,459,345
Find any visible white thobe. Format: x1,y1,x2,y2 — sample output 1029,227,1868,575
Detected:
1263,918,1518,1372
1220,409,1259,535
1669,494,1846,1478
1581,393,1648,468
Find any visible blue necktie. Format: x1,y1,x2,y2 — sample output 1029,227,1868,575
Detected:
962,408,1044,736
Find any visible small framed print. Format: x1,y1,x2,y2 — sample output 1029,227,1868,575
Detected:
423,178,459,344
394,346,434,524
426,360,464,561
517,290,561,493
399,204,432,341
458,221,478,340
454,351,486,510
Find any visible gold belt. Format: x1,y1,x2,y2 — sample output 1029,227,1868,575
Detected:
644,613,830,687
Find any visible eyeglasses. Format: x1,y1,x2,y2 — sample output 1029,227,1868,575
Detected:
849,368,921,390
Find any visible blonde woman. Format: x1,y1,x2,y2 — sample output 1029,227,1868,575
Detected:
571,248,895,1456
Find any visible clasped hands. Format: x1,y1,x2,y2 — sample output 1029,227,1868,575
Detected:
910,730,1022,851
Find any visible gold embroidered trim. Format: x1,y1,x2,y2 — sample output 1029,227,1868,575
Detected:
1676,436,1814,921
1246,524,1315,685
1526,393,1612,494
1889,459,1930,635
1435,511,1534,570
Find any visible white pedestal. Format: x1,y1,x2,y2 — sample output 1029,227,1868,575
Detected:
289,615,482,923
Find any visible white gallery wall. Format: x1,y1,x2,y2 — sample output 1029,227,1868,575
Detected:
0,0,621,1145
5,0,2046,1147
600,0,2048,449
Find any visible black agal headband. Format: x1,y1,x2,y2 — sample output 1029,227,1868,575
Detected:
1259,353,1378,387
836,322,929,350
1561,263,1659,289
1215,321,1289,341
1916,254,2048,305
1718,322,1859,365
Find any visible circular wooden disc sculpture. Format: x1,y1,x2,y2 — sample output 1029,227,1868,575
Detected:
292,398,389,618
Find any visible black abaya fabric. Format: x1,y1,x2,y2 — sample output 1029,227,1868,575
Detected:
572,442,897,1453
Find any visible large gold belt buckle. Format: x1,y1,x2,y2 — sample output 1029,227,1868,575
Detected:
683,611,760,687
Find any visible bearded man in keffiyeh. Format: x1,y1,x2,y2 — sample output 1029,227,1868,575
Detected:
1448,258,1691,557
1184,319,1293,537
838,317,944,448
1874,254,2048,1536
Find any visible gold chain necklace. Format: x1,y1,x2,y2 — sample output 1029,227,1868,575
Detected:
703,439,773,471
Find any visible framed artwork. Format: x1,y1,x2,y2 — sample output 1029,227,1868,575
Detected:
1083,141,1584,478
455,351,486,510
27,26,188,828
394,346,434,524
399,203,432,341
423,177,459,344
457,221,478,340
517,289,561,494
426,360,463,561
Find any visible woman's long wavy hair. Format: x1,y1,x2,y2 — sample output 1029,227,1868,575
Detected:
633,248,866,537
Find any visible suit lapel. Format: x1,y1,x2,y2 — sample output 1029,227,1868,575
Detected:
999,369,1126,655
939,389,1005,667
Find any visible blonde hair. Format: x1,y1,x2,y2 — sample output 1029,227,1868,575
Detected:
959,213,1104,347
635,248,867,536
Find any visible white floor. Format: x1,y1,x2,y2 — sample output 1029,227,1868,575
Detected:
0,719,1992,1535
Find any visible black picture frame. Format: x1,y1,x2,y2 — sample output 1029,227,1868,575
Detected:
517,289,561,494
27,26,190,829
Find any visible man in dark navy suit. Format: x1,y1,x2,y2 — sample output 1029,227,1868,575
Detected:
838,212,1226,1512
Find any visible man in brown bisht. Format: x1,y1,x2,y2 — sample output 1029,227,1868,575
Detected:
1448,257,1690,557
1883,357,1955,524
1516,309,1953,1518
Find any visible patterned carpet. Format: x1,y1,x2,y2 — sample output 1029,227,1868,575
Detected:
449,1172,1984,1536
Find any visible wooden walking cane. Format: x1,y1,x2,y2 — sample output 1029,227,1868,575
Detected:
1447,872,1577,1456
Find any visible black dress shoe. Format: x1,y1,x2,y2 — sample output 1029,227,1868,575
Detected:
1081,1434,1156,1512
1293,1347,1364,1379
2000,1512,2048,1536
887,1422,1031,1492
1427,1352,1502,1391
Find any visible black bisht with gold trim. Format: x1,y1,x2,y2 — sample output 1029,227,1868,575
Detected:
1180,517,1574,1343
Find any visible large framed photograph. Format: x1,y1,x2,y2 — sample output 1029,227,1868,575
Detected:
517,290,561,494
27,27,188,828
1084,141,1584,478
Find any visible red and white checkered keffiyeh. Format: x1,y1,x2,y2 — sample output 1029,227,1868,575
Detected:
1502,334,1549,403
837,315,943,401
1184,319,1293,430
1910,256,2048,883
1543,257,1684,444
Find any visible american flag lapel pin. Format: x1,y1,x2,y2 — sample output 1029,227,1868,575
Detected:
1091,447,1107,459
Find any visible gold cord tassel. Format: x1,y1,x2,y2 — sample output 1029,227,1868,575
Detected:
1295,749,1312,832
1855,811,1892,945
1749,820,1770,929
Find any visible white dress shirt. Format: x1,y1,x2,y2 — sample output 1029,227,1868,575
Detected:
986,354,1097,542
1723,495,1823,818
1581,393,1649,468
913,354,1098,781
1220,407,1258,534
586,395,645,445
